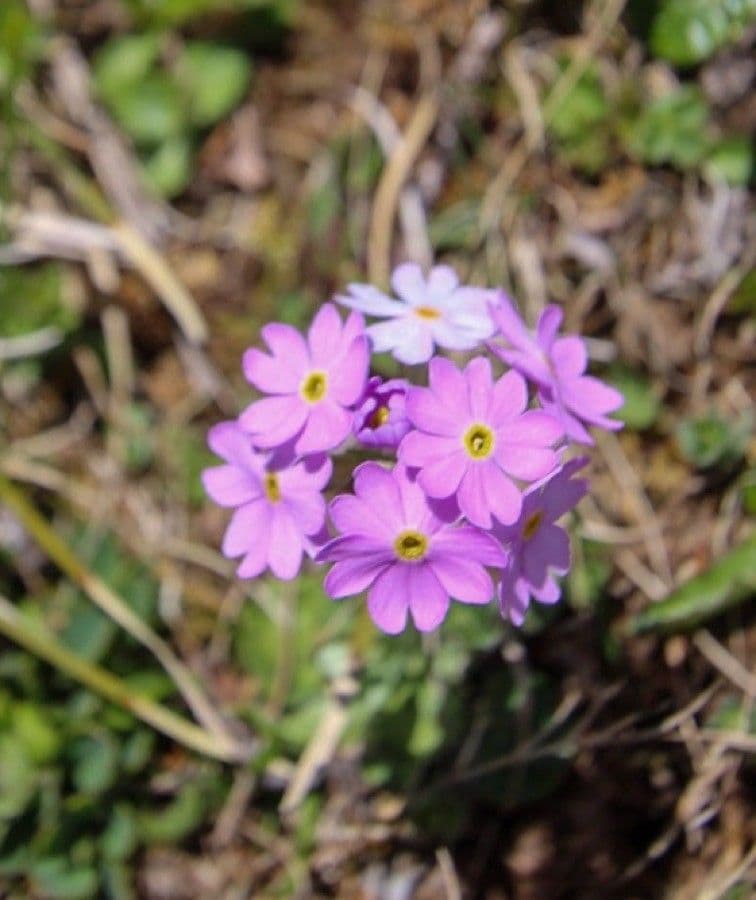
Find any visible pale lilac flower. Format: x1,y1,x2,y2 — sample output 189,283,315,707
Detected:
353,376,411,451
399,357,564,530
202,421,332,580
336,263,498,365
317,462,506,634
489,298,623,445
240,303,369,455
496,458,588,625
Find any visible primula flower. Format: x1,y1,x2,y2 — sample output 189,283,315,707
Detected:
240,303,368,455
202,421,332,580
496,458,588,625
336,262,497,365
399,357,563,529
489,298,623,445
353,376,411,450
317,462,506,634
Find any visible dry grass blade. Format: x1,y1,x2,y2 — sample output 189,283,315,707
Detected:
367,91,440,288
113,221,208,345
0,474,243,751
0,594,250,762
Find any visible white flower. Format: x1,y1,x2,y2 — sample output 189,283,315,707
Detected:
336,263,498,365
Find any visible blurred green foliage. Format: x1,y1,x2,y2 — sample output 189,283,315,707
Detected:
650,0,756,67
548,60,753,185
93,35,252,197
628,533,756,634
677,412,751,470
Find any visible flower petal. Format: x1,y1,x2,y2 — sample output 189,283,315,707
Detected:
329,495,395,541
202,464,260,507
498,568,531,626
405,386,460,436
260,323,310,372
243,347,301,394
417,450,468,499
207,421,260,469
367,566,410,634
391,262,427,306
324,554,393,599
352,462,404,530
368,318,434,365
222,500,269,558
431,525,508,567
294,400,352,454
399,431,459,468
428,356,468,412
426,265,459,298
337,284,406,317
481,463,522,525
239,395,308,448
536,305,563,351
308,303,344,367
268,507,304,580
504,409,563,447
284,491,326,535
408,565,450,632
495,444,559,482
465,356,493,419
427,555,493,605
550,336,586,378
489,294,532,351
489,370,528,424
328,336,369,406
456,465,491,529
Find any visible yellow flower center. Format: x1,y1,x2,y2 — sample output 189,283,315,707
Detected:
264,472,281,503
300,370,327,404
462,423,495,460
368,405,390,429
394,529,428,561
414,305,441,320
522,510,543,540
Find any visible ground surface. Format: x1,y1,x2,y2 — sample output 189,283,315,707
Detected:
0,1,754,898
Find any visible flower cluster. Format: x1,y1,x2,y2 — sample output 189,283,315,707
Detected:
203,263,623,633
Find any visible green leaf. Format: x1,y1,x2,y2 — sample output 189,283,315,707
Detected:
107,73,186,146
677,412,751,470
650,0,756,67
141,136,193,198
429,200,481,252
70,734,120,795
11,702,60,765
606,367,659,430
100,805,139,862
137,783,206,844
624,86,711,169
627,534,756,635
704,136,754,186
0,264,78,338
30,858,99,900
92,34,161,102
178,41,251,128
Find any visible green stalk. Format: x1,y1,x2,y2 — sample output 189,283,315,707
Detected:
0,595,249,762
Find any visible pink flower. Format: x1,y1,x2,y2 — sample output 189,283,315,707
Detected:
399,357,564,529
202,421,332,580
240,303,369,455
353,376,411,451
496,458,588,625
317,462,506,634
336,263,498,365
489,298,623,445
